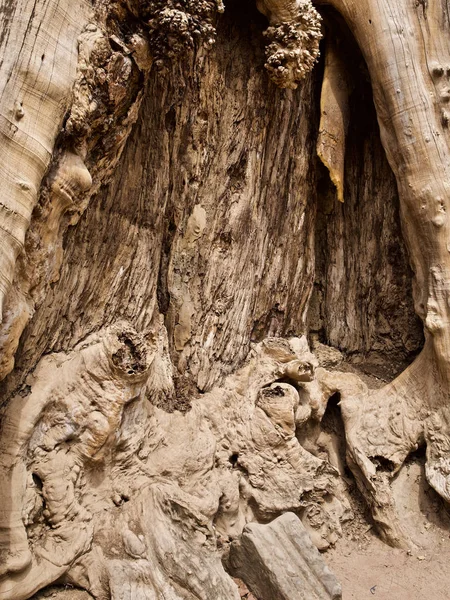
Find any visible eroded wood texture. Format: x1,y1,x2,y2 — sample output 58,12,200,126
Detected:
310,0,450,546
0,0,90,343
2,3,420,403
6,3,321,397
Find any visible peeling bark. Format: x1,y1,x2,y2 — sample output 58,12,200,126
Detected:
317,36,350,203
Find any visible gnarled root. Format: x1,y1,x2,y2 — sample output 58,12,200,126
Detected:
75,483,240,600
0,323,154,598
334,342,441,547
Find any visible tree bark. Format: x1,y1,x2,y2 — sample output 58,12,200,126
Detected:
0,0,449,598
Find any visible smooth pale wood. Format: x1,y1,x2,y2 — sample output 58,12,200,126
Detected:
0,0,90,317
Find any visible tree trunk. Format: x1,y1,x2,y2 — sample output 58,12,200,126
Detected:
0,0,449,598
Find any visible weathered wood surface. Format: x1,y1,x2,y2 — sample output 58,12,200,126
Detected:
4,3,419,399
229,512,342,599
0,0,444,597
312,0,450,546
0,0,90,316
6,3,319,396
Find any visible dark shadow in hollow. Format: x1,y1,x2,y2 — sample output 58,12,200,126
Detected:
310,6,424,379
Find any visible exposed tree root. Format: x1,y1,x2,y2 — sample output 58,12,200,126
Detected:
325,342,450,547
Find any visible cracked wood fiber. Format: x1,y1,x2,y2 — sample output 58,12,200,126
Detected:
8,3,321,396
5,2,417,399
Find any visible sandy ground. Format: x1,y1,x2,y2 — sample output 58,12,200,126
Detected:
326,457,450,600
